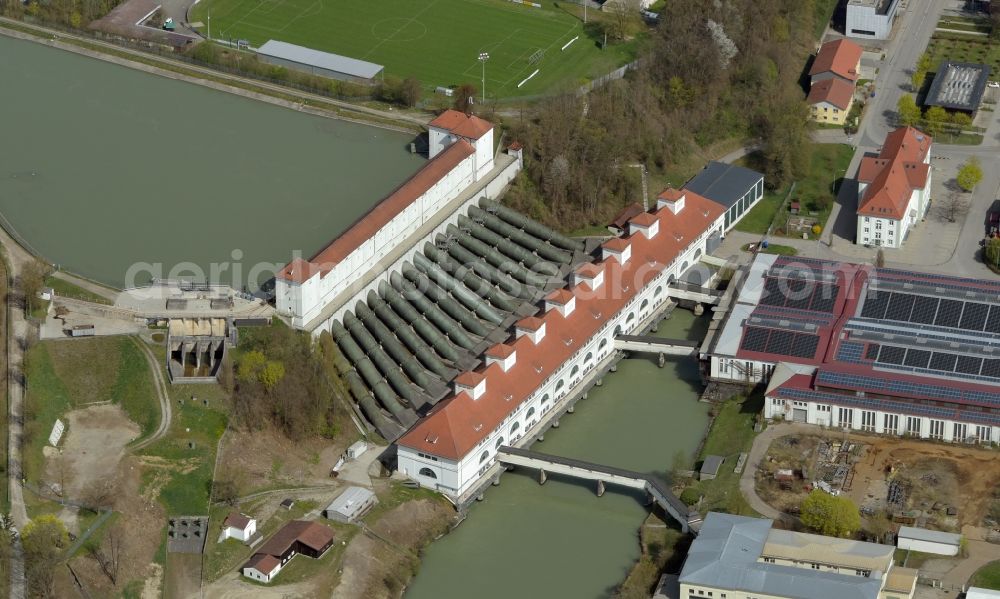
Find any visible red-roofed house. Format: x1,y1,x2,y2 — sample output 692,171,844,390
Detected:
396,188,725,501
809,39,863,86
807,78,856,125
219,512,256,543
855,126,932,248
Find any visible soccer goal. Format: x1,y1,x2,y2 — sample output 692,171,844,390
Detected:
528,48,545,65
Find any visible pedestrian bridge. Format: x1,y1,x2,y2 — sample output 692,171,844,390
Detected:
613,335,698,356
496,446,701,533
667,283,721,305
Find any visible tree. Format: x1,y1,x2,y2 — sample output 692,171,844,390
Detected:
896,95,921,127
400,78,422,108
23,515,69,597
957,157,983,192
939,190,969,223
608,0,641,41
923,106,949,136
88,523,125,586
453,84,477,114
910,69,925,92
214,480,239,506
950,111,973,131
19,260,50,316
874,248,886,268
800,490,861,538
986,238,1000,270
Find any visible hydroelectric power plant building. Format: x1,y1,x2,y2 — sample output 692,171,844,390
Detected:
704,254,1000,444
274,110,766,503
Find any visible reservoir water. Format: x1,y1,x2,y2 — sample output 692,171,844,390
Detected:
0,35,424,289
406,310,711,599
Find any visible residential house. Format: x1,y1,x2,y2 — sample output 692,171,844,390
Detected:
808,39,864,125
218,512,256,543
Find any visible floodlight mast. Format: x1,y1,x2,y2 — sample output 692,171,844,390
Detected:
478,52,490,106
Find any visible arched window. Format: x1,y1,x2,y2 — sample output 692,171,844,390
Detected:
510,421,520,436
585,351,594,363
495,437,505,449
599,338,608,350
626,312,636,323
640,299,649,311
668,274,676,284
571,365,580,378
526,407,536,419
556,380,565,392
541,393,550,404
694,248,702,259
681,261,689,272
479,450,490,464
614,325,623,336
654,286,663,297
419,467,437,479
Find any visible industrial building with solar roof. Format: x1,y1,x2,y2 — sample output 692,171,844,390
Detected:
703,253,1000,443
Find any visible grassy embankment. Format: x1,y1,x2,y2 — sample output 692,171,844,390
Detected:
735,144,854,238
679,392,763,517
972,560,1000,590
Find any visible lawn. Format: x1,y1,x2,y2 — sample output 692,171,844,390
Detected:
45,275,113,305
743,243,798,257
735,144,853,239
190,0,642,97
926,34,1000,76
973,560,1000,590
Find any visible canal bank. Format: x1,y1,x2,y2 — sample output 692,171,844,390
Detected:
404,310,711,599
0,33,424,289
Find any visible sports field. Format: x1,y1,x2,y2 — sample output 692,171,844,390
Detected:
191,0,640,97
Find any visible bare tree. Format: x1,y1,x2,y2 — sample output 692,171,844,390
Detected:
874,248,886,268
19,260,50,317
939,190,969,223
608,0,641,41
89,523,125,586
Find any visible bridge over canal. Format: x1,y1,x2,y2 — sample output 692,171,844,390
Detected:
613,335,698,356
496,446,701,533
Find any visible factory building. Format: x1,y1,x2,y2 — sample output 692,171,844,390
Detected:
846,0,901,39
704,253,1000,444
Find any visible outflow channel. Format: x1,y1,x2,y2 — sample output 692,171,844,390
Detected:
405,311,711,599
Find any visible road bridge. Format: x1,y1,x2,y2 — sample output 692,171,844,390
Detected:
496,446,700,533
613,335,698,356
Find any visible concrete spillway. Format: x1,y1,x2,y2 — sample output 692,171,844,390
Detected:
333,201,594,433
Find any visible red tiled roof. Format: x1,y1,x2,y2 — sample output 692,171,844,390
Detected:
223,513,252,530
809,38,863,82
545,288,575,304
398,191,725,460
602,237,631,252
658,188,685,201
516,316,545,331
258,521,333,557
857,127,932,220
244,553,280,575
429,109,493,140
484,343,515,358
454,371,486,386
807,78,855,110
630,212,658,226
276,140,475,283
609,203,644,229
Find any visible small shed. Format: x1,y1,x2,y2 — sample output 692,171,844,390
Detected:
69,324,96,337
789,201,801,215
897,526,961,556
699,455,725,481
280,498,295,510
323,487,378,523
346,440,368,460
219,512,256,543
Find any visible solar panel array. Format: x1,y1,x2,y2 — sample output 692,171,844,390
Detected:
816,370,1000,407
861,290,1000,334
759,277,840,313
872,343,1000,382
739,326,820,359
776,386,1000,427
836,342,864,363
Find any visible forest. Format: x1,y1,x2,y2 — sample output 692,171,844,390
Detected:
500,0,819,232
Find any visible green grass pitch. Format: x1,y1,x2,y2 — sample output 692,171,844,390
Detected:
191,0,641,97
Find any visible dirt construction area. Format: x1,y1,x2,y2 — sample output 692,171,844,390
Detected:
755,432,1000,532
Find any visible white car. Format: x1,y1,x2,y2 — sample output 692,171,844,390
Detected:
989,81,1000,89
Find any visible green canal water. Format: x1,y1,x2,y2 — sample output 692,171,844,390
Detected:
0,35,424,289
406,311,711,599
